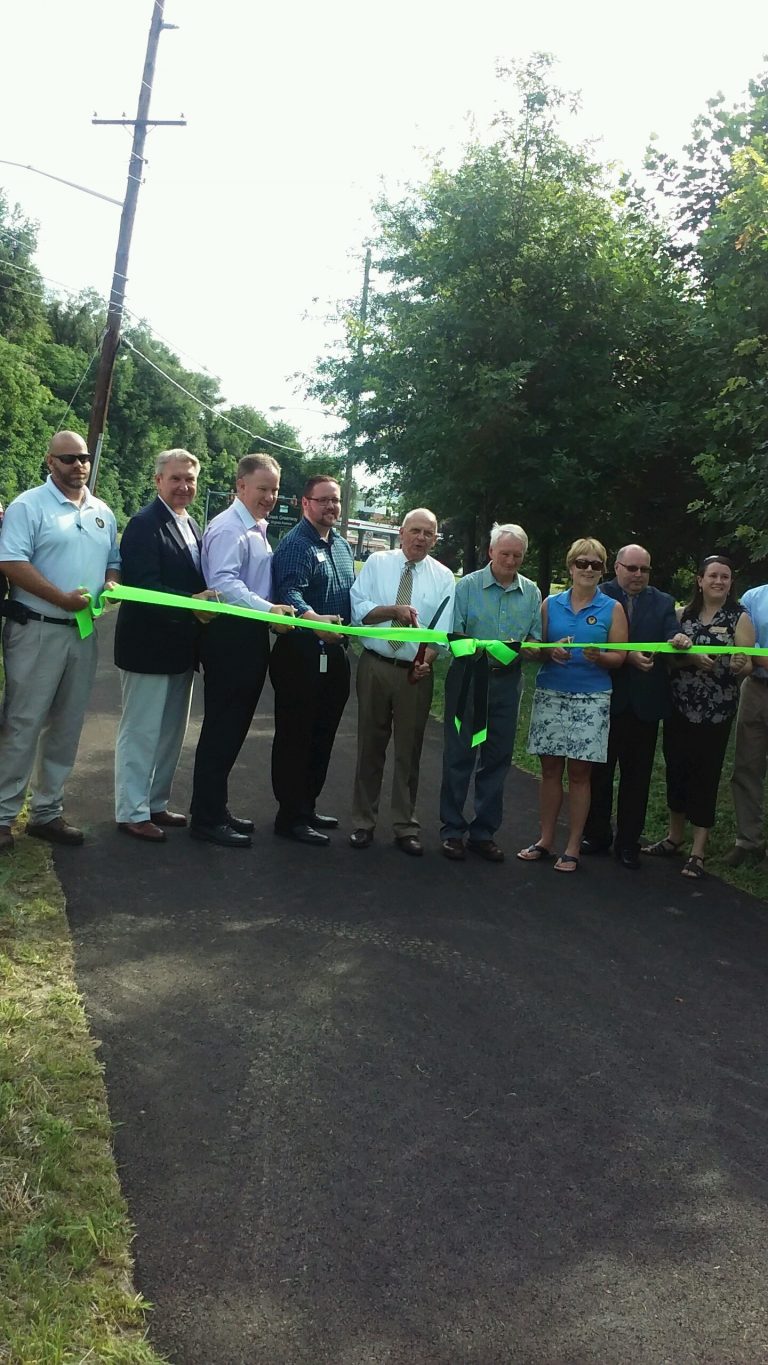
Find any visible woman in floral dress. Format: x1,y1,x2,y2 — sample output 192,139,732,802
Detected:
642,555,754,878
518,538,627,873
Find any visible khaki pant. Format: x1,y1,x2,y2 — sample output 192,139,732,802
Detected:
731,677,768,851
352,649,433,837
0,618,98,825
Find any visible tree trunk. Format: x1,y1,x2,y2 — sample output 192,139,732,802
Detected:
537,539,552,598
462,516,478,575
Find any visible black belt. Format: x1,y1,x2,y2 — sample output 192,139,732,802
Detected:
365,648,412,671
489,662,521,675
24,610,77,627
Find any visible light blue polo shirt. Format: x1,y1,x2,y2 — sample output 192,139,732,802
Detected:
741,585,768,681
452,563,542,644
0,476,120,619
536,588,615,694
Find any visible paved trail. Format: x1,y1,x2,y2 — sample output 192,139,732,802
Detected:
58,617,768,1364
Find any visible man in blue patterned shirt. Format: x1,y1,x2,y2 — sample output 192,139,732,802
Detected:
270,475,355,846
440,523,542,862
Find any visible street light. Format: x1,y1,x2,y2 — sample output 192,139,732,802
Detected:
267,405,341,419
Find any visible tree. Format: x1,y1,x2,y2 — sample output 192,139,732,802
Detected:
648,72,768,564
311,56,707,591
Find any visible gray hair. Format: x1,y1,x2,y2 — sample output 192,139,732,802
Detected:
489,522,528,554
155,447,200,477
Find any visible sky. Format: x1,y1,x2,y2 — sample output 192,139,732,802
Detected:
1,0,766,450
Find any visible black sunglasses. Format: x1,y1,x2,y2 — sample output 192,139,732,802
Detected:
53,453,90,466
572,558,604,571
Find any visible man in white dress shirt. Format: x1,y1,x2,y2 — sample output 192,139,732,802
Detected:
349,508,454,856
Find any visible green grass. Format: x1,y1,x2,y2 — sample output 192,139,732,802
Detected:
0,834,168,1365
430,656,768,900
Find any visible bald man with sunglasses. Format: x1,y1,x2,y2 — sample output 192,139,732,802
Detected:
0,431,120,852
581,543,682,868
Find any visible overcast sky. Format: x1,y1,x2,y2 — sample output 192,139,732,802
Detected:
1,1,765,448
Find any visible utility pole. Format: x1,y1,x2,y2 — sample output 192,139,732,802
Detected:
340,246,372,538
87,0,185,486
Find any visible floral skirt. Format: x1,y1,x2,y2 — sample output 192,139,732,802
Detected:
527,688,611,763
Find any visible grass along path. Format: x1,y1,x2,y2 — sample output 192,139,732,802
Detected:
0,832,168,1365
430,656,768,900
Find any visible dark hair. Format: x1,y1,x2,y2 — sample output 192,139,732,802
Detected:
303,474,339,499
681,555,738,622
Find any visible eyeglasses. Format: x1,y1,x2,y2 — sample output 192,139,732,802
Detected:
307,496,341,507
572,558,604,571
53,453,90,466
617,561,650,574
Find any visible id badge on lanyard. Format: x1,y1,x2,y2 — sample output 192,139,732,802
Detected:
319,643,328,674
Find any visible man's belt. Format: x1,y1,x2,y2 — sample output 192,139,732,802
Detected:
4,603,77,626
365,648,412,671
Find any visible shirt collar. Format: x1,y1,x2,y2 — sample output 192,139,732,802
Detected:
233,495,266,533
480,563,521,593
159,496,189,523
46,473,93,509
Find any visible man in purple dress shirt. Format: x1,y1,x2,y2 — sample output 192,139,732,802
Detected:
189,454,294,847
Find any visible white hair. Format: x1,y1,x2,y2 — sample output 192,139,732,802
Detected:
489,522,528,553
154,447,200,477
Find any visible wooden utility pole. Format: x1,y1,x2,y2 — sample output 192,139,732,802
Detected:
340,247,372,538
87,0,185,486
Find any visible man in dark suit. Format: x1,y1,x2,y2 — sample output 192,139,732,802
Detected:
581,543,682,868
114,449,208,842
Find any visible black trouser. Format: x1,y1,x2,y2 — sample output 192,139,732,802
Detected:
663,708,733,829
583,710,659,853
270,634,351,828
190,617,270,827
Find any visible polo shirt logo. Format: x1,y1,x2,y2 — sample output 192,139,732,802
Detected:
586,615,597,625
95,517,105,528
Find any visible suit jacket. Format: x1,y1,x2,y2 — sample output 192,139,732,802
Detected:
601,578,678,722
114,497,205,674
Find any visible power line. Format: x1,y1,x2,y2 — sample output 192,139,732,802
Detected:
122,338,307,454
55,342,104,432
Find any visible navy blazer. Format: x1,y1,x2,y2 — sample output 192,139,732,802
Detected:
601,578,678,722
114,497,205,674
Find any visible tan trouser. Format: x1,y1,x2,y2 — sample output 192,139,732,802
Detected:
0,618,98,825
352,649,433,837
731,677,768,850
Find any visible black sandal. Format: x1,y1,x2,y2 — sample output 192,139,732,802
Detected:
641,838,684,858
554,853,579,874
681,855,706,879
517,843,552,862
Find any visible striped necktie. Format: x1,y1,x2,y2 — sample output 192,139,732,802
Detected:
390,560,415,651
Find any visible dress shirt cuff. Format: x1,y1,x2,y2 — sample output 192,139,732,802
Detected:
351,595,378,625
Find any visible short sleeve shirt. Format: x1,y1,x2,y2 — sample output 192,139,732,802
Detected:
0,475,120,619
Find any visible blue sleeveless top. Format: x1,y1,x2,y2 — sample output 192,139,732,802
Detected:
536,588,615,695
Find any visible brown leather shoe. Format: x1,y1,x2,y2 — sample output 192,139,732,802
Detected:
467,839,505,863
150,810,187,828
26,817,84,846
349,828,373,849
0,825,14,854
118,821,167,842
441,837,466,861
396,835,423,857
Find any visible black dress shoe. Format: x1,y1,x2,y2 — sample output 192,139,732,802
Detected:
309,812,338,830
190,822,252,848
396,835,423,857
227,811,255,835
579,837,613,856
275,822,330,847
616,847,641,870
349,828,373,849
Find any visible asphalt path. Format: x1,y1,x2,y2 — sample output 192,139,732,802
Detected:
57,615,768,1364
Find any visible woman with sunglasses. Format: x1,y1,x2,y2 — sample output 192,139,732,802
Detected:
642,554,754,878
518,538,627,872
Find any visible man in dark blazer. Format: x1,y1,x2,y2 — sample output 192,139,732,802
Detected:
581,543,682,868
114,449,208,842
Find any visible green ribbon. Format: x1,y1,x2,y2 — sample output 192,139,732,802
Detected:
76,586,768,658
